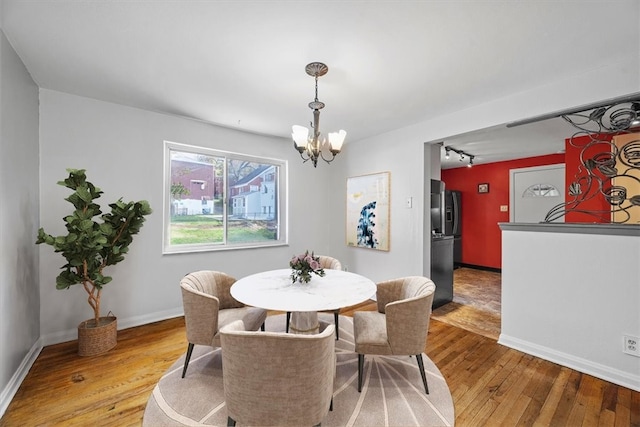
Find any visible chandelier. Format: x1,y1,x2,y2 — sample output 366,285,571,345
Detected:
291,62,346,167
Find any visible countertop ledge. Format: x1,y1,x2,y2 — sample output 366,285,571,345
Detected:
498,222,640,237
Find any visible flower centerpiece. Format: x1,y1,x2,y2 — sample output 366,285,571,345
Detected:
289,250,325,283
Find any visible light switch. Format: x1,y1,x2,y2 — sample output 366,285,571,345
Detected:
500,205,508,212
405,197,413,208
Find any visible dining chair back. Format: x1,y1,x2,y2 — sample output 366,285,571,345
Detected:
220,320,335,426
179,270,267,378
353,276,436,394
318,255,342,270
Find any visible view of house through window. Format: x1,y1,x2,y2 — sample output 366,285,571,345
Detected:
164,141,286,253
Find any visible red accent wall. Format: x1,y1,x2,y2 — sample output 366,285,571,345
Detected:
441,153,565,269
564,133,615,223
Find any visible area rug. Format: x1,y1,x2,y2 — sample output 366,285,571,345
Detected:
143,314,454,426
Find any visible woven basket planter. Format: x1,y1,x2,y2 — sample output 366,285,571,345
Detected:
77,316,117,356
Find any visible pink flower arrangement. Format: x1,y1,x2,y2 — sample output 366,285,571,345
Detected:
289,250,326,283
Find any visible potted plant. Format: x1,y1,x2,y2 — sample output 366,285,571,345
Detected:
289,250,325,283
36,169,152,356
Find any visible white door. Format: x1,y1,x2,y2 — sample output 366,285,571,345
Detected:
510,164,565,223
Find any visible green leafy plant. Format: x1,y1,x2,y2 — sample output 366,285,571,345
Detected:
36,169,152,325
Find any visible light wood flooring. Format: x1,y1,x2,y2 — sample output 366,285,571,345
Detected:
432,266,502,340
1,268,638,426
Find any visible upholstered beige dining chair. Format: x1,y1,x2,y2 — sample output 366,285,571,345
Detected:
353,276,436,394
286,255,343,339
220,320,335,427
179,270,267,378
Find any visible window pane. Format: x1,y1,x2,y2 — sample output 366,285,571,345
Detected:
169,151,224,245
227,159,279,244
522,183,561,198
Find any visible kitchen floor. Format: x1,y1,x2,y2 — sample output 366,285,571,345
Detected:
431,267,501,340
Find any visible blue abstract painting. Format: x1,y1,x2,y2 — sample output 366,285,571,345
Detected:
346,172,390,251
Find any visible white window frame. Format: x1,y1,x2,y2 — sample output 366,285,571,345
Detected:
163,141,288,254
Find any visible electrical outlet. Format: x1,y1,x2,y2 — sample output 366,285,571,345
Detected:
500,205,508,212
623,335,640,357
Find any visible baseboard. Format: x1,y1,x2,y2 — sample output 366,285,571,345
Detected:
458,263,501,273
0,339,43,418
40,306,185,347
498,333,640,392
116,307,185,331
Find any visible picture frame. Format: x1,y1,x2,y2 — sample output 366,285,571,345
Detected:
346,171,390,251
478,183,490,194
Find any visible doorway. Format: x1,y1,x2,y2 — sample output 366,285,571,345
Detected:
510,164,565,223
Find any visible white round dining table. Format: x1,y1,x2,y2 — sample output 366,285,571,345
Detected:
231,268,376,334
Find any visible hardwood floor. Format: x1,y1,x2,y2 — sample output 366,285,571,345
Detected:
1,272,639,426
449,266,502,314
432,267,502,340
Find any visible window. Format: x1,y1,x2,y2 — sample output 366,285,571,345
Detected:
164,141,287,253
522,183,561,198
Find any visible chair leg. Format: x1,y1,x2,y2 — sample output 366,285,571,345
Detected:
286,311,291,333
415,354,430,394
357,354,364,392
330,396,333,411
181,343,195,378
261,322,265,331
227,416,236,426
334,311,339,340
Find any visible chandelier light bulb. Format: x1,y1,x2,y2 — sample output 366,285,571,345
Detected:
328,130,347,152
292,125,309,149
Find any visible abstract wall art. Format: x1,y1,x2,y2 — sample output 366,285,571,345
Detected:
545,100,640,224
346,171,390,251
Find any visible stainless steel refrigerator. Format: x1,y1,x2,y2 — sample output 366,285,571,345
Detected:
430,180,454,308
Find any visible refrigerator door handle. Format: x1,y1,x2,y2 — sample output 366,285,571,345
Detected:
452,193,460,235
440,190,446,234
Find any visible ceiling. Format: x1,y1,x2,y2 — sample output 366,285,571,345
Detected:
1,1,638,169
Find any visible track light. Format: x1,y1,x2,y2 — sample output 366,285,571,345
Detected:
443,145,475,167
632,102,640,125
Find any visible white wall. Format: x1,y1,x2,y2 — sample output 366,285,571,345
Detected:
499,225,640,391
324,129,430,281
38,89,333,344
329,57,638,284
0,29,40,415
